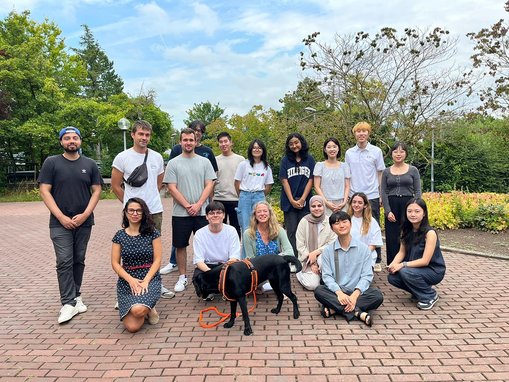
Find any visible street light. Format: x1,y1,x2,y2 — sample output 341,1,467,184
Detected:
304,106,317,121
117,118,130,152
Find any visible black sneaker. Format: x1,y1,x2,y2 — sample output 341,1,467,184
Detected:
417,293,439,310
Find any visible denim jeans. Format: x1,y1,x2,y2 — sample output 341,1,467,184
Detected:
50,225,92,306
388,267,445,302
236,191,265,235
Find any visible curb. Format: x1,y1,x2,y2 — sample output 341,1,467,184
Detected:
441,245,509,260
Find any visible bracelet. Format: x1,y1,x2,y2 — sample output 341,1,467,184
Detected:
403,261,408,268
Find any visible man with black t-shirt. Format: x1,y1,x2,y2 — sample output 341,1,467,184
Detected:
39,127,102,324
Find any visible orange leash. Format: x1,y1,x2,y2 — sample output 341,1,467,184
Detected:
199,259,258,329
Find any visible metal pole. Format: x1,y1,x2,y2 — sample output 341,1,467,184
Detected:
431,127,435,192
122,131,127,152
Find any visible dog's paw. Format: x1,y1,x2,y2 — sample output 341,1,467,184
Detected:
243,327,253,336
223,321,234,329
270,307,281,314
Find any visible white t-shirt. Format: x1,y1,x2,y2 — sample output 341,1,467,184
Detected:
345,143,385,199
350,215,383,266
234,160,274,192
314,161,351,200
193,224,241,264
112,148,164,214
215,153,245,201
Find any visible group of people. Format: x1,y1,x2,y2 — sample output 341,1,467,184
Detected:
38,120,446,332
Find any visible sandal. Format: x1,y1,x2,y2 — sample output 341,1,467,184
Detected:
320,305,331,318
355,310,373,327
147,308,159,325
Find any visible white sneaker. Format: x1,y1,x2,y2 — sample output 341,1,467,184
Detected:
161,285,176,299
174,277,188,292
147,308,159,325
75,296,87,313
160,263,178,275
114,301,119,310
58,304,79,324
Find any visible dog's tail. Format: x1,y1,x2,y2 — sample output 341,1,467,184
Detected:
282,255,303,273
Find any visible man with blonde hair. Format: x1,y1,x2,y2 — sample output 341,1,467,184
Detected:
345,121,385,272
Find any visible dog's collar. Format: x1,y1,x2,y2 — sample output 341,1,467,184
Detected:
218,259,258,301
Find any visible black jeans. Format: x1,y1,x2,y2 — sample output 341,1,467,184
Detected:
369,198,382,263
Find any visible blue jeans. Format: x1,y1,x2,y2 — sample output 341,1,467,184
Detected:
388,267,445,302
236,191,265,235
50,225,92,306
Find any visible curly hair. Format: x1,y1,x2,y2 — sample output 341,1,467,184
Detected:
122,197,156,236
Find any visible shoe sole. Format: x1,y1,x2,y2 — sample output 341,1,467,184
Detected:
161,292,176,299
58,310,79,324
160,266,177,275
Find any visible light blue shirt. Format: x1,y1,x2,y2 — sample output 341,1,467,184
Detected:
321,236,374,294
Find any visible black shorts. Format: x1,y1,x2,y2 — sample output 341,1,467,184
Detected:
172,216,208,248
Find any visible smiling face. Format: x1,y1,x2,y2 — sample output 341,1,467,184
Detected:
125,202,143,224
324,141,339,160
218,136,232,155
310,199,325,218
406,202,425,227
131,127,151,149
354,128,370,145
288,137,302,153
206,208,225,225
392,146,407,164
350,195,367,217
180,132,196,153
251,143,263,159
60,132,81,153
331,218,351,237
254,203,270,224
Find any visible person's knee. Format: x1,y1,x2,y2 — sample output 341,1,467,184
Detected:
123,320,142,333
130,304,148,318
387,273,400,286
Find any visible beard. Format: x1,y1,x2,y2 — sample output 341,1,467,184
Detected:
63,145,79,153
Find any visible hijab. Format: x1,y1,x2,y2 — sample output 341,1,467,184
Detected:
303,195,326,252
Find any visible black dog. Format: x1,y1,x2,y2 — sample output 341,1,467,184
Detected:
193,255,302,335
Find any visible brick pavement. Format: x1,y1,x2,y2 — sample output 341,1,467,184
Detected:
1,199,508,382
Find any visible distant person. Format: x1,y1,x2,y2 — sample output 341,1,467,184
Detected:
234,139,274,236
381,142,421,265
111,198,162,332
295,195,336,290
163,128,216,292
111,120,174,299
192,201,241,301
160,120,218,275
348,192,383,270
387,198,445,310
345,121,385,268
38,126,102,324
314,211,383,326
314,137,351,215
214,132,245,237
280,133,315,256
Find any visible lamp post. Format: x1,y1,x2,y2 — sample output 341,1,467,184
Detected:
430,126,435,192
117,118,130,152
304,106,317,121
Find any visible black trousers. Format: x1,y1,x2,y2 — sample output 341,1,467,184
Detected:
369,197,382,262
314,285,384,321
384,195,412,265
219,200,241,238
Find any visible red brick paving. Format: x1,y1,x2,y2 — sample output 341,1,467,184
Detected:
1,199,509,381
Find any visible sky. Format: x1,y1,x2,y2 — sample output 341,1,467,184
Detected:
1,0,506,128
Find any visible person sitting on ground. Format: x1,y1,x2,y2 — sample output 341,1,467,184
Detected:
295,195,336,290
314,211,383,326
348,192,383,272
192,201,241,301
387,198,446,310
111,198,162,333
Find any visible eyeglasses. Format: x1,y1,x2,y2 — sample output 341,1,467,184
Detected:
126,208,143,215
252,147,262,151
207,210,224,216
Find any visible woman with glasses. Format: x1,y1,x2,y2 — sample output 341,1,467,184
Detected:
234,139,274,236
111,197,162,332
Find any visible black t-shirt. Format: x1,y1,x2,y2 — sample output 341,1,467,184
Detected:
169,144,218,171
38,154,102,227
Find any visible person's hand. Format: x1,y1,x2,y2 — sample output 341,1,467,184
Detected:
128,278,143,295
137,279,149,295
345,293,358,312
310,263,320,275
336,290,351,307
387,262,404,274
71,213,88,227
387,212,396,223
58,215,77,230
186,203,201,216
307,250,320,265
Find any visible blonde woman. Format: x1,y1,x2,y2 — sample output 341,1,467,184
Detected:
295,195,336,290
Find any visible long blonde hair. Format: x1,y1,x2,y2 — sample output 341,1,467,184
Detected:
347,192,372,235
247,201,281,240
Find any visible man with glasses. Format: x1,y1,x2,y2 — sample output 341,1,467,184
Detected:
192,201,241,301
160,120,218,275
163,128,216,292
39,127,102,324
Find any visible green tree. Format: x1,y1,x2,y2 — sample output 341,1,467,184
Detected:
184,101,225,127
73,25,123,100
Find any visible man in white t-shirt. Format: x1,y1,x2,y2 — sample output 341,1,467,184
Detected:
345,121,386,271
192,201,241,300
111,120,175,299
214,132,245,237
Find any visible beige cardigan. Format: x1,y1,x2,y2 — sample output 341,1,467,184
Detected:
295,217,337,264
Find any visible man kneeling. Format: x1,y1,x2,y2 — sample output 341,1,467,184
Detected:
314,211,383,326
193,201,241,300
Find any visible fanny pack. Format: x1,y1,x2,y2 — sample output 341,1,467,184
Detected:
124,151,149,187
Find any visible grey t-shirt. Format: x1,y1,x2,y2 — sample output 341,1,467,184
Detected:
163,154,216,217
